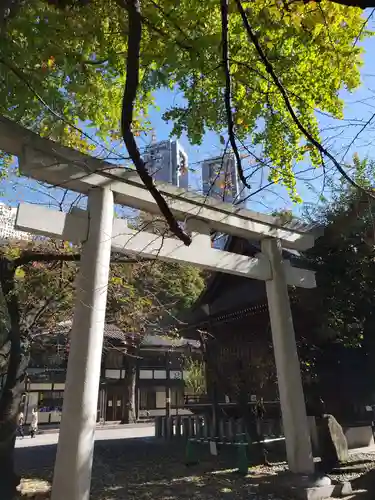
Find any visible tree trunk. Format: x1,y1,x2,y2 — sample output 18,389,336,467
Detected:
0,259,29,499
0,405,21,500
121,357,136,424
0,352,28,499
129,366,136,423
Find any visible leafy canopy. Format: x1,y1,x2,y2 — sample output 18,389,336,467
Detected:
293,159,375,406
0,239,205,338
304,156,375,346
183,357,206,396
0,0,371,197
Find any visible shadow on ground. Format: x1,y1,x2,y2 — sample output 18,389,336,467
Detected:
15,438,291,499
16,438,375,500
348,468,375,499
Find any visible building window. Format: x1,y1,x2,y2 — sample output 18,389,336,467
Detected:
153,370,166,379
139,369,168,379
105,369,121,379
139,370,153,380
38,390,64,411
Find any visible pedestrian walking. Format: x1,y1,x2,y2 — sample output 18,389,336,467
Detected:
29,407,38,438
17,410,24,438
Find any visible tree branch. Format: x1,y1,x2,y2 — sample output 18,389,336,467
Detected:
23,274,76,334
118,0,191,246
119,0,191,246
12,252,142,268
147,0,194,49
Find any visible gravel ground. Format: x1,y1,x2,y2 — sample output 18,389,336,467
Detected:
15,438,286,500
14,439,375,500
328,452,375,483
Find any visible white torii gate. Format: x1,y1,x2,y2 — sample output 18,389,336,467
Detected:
0,116,317,500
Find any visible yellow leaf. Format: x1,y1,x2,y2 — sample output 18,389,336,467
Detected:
15,268,25,279
111,276,123,285
47,56,55,69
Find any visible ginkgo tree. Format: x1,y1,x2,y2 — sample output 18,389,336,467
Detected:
0,0,372,200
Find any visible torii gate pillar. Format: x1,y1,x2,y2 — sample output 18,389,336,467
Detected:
51,187,114,500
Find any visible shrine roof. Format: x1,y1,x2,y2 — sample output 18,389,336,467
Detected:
180,234,312,326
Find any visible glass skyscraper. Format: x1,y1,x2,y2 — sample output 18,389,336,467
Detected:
143,139,189,189
202,153,247,250
202,153,245,205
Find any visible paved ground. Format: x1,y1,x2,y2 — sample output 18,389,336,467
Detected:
16,423,154,448
15,428,286,499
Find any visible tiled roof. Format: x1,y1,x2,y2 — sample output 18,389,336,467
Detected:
53,320,127,341
142,334,200,349
43,321,198,348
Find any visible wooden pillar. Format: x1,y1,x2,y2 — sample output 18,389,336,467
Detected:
165,350,171,417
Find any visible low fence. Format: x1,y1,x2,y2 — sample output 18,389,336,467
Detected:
155,415,375,453
155,414,283,440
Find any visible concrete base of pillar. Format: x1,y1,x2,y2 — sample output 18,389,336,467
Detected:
257,473,352,500
292,482,352,500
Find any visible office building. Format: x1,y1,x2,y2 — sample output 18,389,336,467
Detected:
143,140,189,189
202,154,247,250
202,153,245,205
0,202,31,240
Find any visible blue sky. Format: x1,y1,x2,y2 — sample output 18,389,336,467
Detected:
2,15,375,217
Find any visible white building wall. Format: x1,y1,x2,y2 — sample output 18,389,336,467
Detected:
155,388,166,409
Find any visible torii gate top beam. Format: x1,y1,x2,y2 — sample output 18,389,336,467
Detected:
0,116,317,250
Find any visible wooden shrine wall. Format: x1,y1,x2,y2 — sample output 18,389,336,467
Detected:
204,302,277,402
203,295,314,404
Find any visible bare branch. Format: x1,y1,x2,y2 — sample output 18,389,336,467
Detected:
24,293,64,334
12,251,142,268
